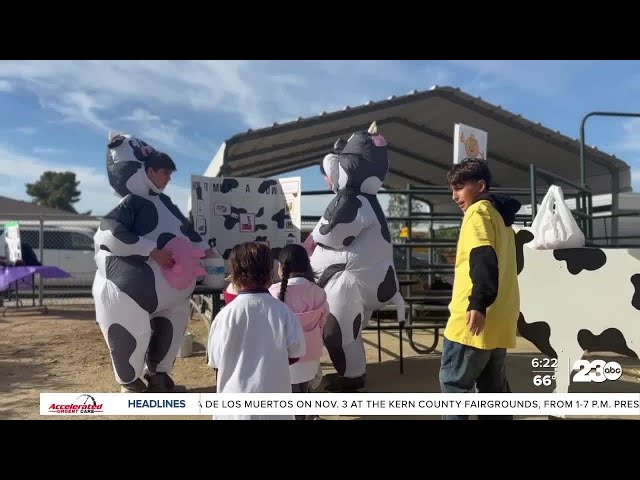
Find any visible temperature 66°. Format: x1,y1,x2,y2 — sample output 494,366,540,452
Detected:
533,374,555,386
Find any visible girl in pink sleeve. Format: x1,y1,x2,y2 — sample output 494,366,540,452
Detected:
269,243,329,420
302,234,316,257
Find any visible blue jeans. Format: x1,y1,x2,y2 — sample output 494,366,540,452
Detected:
439,337,512,420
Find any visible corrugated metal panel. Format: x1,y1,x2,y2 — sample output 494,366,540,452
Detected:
205,85,632,215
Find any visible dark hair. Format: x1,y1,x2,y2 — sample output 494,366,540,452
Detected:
229,242,273,290
447,158,491,190
145,152,177,173
277,243,316,302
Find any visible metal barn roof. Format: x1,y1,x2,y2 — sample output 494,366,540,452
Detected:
203,85,632,213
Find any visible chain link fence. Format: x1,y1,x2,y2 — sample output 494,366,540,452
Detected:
1,214,100,308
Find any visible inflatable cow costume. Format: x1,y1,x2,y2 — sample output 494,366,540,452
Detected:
93,134,209,393
310,122,406,391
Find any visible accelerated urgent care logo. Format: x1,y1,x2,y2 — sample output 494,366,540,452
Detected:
48,394,104,414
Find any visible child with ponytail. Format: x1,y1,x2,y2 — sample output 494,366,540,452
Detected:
269,243,329,420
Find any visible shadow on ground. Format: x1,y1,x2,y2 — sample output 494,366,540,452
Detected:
0,344,77,420
316,329,640,421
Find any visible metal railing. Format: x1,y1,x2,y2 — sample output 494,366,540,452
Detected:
301,183,576,286
579,111,640,244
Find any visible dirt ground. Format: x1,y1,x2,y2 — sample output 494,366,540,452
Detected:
1,303,639,421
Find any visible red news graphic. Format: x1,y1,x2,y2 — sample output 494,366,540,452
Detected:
48,394,103,414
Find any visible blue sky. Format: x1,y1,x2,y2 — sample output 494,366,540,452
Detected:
1,60,640,217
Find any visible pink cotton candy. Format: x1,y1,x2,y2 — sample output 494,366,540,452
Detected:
160,236,206,290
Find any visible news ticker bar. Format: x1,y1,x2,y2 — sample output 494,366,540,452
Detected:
41,393,640,416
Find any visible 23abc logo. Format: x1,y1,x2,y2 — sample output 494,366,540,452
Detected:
573,359,622,383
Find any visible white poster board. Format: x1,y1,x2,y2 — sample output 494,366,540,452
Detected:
4,221,22,264
453,123,488,164
190,175,302,261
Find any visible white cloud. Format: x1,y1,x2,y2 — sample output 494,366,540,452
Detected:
32,146,66,155
0,60,463,215
2,61,593,139
612,118,640,152
0,79,14,92
118,108,209,159
15,126,36,134
449,60,591,99
421,64,455,87
44,90,110,131
0,60,457,139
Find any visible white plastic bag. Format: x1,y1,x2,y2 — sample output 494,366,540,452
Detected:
526,185,585,249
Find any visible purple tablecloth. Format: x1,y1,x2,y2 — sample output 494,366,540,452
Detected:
0,266,71,292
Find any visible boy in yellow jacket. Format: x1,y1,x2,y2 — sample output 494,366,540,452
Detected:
440,158,521,420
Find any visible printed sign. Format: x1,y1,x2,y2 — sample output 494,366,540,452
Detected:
454,123,488,164
3,221,22,264
190,176,302,261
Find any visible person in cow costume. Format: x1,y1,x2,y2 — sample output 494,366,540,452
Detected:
310,122,405,392
93,133,210,393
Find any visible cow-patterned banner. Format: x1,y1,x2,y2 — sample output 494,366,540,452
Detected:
190,175,302,262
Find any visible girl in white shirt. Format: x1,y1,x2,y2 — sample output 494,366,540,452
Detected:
207,242,305,420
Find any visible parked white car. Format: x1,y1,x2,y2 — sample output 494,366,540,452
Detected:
0,225,97,289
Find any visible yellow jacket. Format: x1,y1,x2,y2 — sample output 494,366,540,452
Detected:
444,194,521,350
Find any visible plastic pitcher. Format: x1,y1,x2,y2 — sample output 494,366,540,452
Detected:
203,249,225,289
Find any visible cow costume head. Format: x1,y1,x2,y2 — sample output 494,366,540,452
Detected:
322,122,389,195
107,133,170,198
